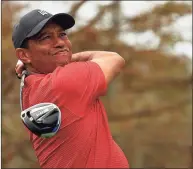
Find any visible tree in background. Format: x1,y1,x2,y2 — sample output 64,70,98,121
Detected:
2,1,192,168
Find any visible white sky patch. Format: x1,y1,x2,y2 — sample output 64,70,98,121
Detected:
174,42,192,57
121,1,168,17
119,30,160,50
172,14,192,41
19,1,71,15
75,2,99,27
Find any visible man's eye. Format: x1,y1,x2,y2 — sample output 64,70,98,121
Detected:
60,32,66,37
41,36,50,40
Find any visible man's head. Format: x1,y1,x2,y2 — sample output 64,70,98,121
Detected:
12,9,75,74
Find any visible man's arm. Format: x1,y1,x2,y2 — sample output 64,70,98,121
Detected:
71,51,125,85
15,51,125,84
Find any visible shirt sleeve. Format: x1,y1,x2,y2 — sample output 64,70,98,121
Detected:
52,61,107,117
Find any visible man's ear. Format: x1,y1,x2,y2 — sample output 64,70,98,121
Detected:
15,48,31,64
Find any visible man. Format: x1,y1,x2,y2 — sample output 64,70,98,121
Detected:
13,9,129,168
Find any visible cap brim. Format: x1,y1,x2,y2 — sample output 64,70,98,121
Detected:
27,13,75,38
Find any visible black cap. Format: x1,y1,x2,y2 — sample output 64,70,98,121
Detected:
12,9,75,48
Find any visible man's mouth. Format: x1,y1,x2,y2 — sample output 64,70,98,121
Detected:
56,51,68,55
53,49,69,55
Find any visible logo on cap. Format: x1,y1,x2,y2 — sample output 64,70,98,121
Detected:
38,10,48,16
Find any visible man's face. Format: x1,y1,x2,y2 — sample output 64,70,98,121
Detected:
26,22,72,73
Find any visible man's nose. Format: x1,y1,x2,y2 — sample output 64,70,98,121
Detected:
53,37,65,48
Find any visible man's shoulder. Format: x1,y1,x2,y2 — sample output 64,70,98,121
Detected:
25,73,52,87
52,61,103,80
24,73,54,98
25,61,102,93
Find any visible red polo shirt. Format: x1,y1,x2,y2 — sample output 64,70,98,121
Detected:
22,61,129,168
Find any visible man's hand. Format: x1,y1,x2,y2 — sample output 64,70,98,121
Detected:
15,60,25,79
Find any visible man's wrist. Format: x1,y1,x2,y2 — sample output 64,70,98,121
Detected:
71,52,92,62
71,51,113,62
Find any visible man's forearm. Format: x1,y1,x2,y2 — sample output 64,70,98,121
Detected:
71,51,121,62
72,51,125,85
71,51,93,62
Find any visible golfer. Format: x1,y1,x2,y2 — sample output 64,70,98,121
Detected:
13,9,129,168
